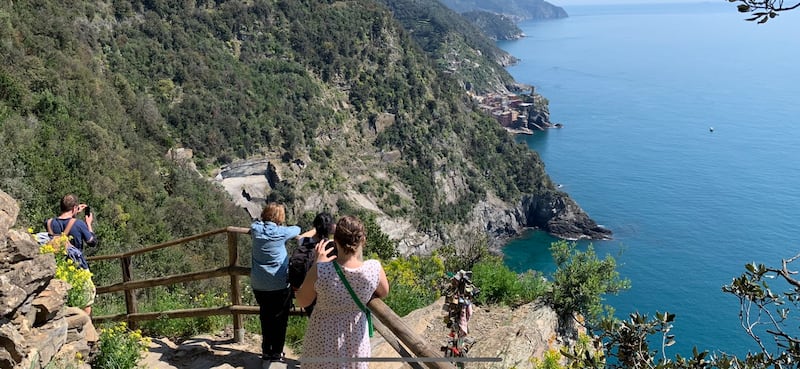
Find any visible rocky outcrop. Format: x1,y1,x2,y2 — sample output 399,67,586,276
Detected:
0,190,98,369
372,297,584,369
522,192,611,241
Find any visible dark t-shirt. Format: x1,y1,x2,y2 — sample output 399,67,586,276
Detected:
47,217,94,251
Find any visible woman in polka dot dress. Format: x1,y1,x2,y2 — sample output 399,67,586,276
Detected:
296,216,390,369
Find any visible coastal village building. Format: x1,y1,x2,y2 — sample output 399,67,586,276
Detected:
474,92,552,134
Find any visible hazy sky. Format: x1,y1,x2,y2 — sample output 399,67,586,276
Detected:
553,0,704,5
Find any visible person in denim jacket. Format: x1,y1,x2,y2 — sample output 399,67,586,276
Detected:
250,202,312,364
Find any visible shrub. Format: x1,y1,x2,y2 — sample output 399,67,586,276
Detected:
549,240,630,324
336,199,399,260
93,322,151,369
532,348,564,369
383,255,445,316
384,281,439,317
472,257,549,307
436,236,492,273
139,288,228,339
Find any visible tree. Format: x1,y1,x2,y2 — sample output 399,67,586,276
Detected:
729,0,800,23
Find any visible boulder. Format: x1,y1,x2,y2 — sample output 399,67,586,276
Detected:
27,315,68,368
0,190,19,236
1,229,44,264
33,279,69,324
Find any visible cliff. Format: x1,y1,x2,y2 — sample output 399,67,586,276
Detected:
372,297,584,369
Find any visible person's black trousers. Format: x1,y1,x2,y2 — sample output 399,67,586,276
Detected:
253,287,292,360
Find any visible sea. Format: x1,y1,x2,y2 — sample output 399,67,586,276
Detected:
496,1,800,357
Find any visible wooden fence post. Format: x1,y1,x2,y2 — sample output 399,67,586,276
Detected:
228,230,244,343
121,256,138,330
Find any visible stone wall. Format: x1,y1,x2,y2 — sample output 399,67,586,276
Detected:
0,190,97,369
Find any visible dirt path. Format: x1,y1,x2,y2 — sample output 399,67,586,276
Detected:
141,332,298,369
138,298,528,369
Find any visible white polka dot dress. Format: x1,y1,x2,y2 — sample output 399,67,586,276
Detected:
301,259,382,369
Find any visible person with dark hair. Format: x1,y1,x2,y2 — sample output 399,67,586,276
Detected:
288,212,337,315
250,202,313,366
311,212,336,243
45,193,97,314
296,215,390,369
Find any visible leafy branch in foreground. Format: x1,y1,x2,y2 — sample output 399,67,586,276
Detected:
728,0,800,23
721,254,800,366
561,253,800,369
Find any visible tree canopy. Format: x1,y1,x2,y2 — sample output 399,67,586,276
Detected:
729,0,800,23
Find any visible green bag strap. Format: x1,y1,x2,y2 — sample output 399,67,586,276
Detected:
333,262,374,337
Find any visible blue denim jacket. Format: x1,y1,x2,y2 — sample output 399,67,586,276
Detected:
250,221,300,291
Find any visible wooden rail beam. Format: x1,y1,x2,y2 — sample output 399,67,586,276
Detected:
96,266,249,294
87,228,231,261
369,299,456,369
92,305,308,324
373,318,425,369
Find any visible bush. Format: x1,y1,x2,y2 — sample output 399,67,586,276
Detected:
436,236,492,273
383,255,445,316
93,322,150,369
471,257,549,307
384,281,439,317
139,288,228,339
549,240,630,324
335,199,399,259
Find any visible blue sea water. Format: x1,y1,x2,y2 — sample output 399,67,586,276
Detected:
497,2,800,357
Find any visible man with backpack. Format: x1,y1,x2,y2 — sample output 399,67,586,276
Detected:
45,193,97,314
288,212,336,315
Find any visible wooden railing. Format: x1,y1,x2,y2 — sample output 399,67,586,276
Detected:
87,227,454,369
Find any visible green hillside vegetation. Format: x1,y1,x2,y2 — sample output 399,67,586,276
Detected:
377,0,518,92
461,10,525,41
0,0,558,310
439,0,569,21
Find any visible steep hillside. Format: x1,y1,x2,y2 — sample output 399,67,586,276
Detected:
440,0,569,21
461,10,525,41
0,0,607,282
377,0,518,93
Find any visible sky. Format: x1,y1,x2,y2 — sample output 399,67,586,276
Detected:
552,0,704,5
